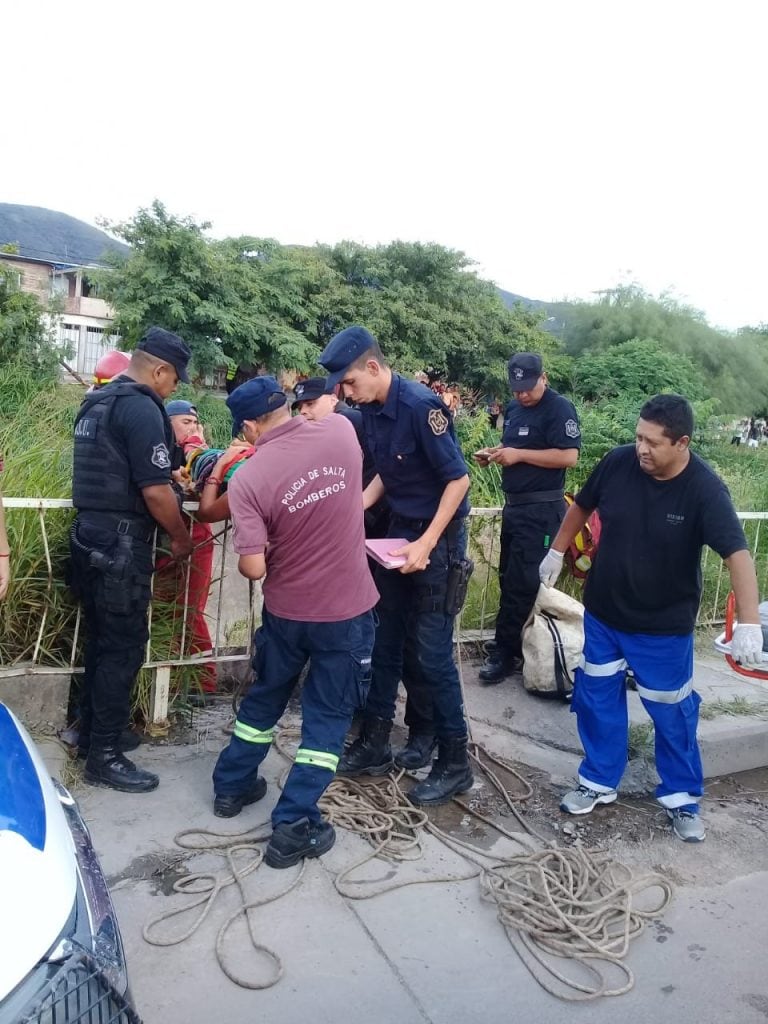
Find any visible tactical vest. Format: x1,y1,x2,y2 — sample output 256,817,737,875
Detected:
72,380,172,518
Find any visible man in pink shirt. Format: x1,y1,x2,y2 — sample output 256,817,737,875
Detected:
212,376,379,869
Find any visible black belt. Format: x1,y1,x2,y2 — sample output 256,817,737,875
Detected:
504,490,564,507
391,515,464,542
77,512,155,543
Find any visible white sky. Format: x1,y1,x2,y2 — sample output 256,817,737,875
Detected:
3,0,766,330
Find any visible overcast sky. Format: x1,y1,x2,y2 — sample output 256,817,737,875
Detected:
3,1,765,330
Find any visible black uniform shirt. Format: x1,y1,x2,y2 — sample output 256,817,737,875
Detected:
577,445,747,634
501,387,581,494
107,376,174,488
361,374,469,521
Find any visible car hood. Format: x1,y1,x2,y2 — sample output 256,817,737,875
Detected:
0,704,78,1001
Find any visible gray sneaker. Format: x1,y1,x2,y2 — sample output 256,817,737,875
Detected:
667,808,706,843
560,784,618,815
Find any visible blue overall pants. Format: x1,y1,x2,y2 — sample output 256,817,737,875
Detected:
213,607,375,825
573,611,703,811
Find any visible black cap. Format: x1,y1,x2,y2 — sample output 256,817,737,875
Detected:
318,326,377,389
507,352,543,392
292,376,333,408
137,326,191,383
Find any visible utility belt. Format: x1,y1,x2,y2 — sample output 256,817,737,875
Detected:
77,511,155,544
69,519,152,613
389,516,473,616
504,489,564,507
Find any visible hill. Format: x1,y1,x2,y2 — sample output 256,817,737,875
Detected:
0,203,129,266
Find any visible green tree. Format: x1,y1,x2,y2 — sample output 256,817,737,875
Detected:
0,265,60,370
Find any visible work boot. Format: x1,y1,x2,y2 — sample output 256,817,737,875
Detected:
394,732,437,770
265,817,336,869
84,746,159,793
76,728,142,760
337,716,393,776
478,653,522,685
213,777,268,818
408,736,474,806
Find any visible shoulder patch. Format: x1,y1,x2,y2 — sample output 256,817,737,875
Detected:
564,419,580,438
151,443,171,469
428,408,449,436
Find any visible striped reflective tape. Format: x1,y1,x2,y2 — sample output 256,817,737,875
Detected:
295,748,339,772
636,680,693,704
579,656,628,677
233,721,274,744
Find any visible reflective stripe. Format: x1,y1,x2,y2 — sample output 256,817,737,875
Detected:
636,680,693,704
579,656,628,677
233,721,274,744
295,748,339,772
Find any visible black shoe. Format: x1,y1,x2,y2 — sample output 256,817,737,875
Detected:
478,654,522,685
408,736,474,806
394,732,437,770
213,777,268,818
265,817,336,869
84,747,159,793
483,639,499,656
77,727,142,760
337,716,393,776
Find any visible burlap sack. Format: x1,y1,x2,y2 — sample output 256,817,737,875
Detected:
521,586,585,700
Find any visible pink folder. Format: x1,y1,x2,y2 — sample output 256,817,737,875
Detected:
365,538,408,569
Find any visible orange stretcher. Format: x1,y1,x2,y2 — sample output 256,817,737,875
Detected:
713,591,768,681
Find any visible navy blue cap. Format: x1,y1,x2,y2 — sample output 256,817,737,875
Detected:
508,352,543,392
318,326,376,389
226,376,287,435
137,326,192,383
292,376,333,408
165,399,198,417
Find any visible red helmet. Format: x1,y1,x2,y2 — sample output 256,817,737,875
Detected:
92,350,130,385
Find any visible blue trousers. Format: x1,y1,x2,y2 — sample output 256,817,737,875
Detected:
363,517,467,739
573,611,703,811
213,607,375,825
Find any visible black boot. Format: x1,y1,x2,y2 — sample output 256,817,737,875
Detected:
77,728,142,760
394,732,437,770
265,817,336,869
84,746,159,793
478,652,522,685
408,736,474,806
213,777,268,818
337,716,393,776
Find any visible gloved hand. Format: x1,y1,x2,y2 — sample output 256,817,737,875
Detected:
731,623,764,667
539,548,565,588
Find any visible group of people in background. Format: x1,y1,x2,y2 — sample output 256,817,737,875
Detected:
730,416,768,448
1,323,764,866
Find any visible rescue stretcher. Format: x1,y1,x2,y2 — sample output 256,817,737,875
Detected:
712,591,768,680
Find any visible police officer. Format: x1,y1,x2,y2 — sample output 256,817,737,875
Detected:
319,326,473,806
69,327,193,793
475,352,581,683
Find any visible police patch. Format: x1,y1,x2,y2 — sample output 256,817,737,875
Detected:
428,409,449,436
151,443,171,468
565,419,580,438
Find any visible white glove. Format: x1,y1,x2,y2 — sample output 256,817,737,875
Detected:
539,548,565,588
731,623,764,667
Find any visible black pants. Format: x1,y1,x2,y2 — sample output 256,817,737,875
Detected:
494,500,565,659
69,519,153,748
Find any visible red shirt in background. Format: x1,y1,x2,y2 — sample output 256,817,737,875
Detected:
228,415,379,622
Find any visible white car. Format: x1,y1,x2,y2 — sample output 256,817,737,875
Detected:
0,703,140,1023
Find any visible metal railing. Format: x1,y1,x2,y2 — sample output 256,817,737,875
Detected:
2,500,768,723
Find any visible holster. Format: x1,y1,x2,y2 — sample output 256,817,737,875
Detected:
445,557,474,616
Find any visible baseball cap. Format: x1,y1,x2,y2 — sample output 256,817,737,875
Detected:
165,399,198,418
507,352,543,392
318,326,376,389
226,376,287,436
137,326,192,383
292,376,333,408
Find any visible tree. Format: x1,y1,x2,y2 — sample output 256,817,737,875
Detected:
0,264,60,370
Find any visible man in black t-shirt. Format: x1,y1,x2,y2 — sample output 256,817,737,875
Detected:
539,394,763,843
475,353,581,683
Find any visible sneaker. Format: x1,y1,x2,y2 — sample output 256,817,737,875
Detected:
560,784,618,815
213,777,268,818
265,818,336,869
667,808,706,843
